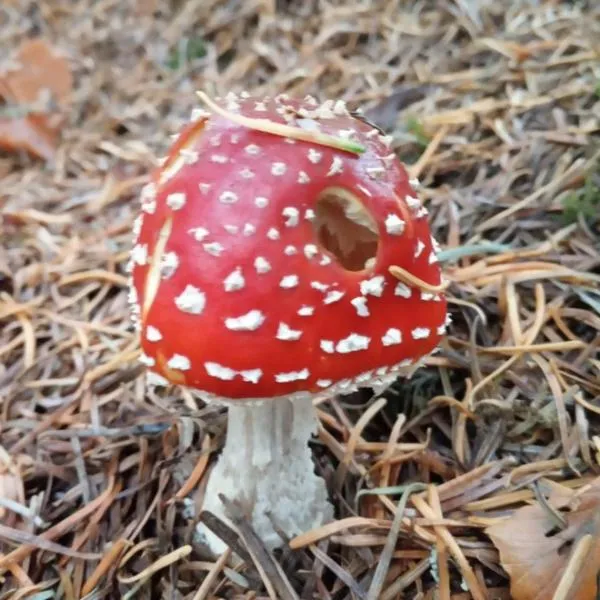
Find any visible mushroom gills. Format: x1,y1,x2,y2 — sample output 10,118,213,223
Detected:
314,187,379,271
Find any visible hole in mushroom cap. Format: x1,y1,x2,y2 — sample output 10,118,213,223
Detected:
313,187,379,272
142,217,173,320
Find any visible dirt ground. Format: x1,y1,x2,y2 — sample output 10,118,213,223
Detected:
1,0,599,598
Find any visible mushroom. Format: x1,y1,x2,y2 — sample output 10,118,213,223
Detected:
128,91,449,554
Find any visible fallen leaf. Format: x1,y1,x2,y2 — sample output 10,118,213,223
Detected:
486,478,600,600
0,115,58,160
0,38,72,106
0,38,72,159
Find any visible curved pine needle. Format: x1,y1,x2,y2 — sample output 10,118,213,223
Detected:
388,265,450,293
196,91,366,154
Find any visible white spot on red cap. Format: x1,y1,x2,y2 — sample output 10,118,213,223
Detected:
298,171,310,184
191,107,211,121
189,227,209,241
199,183,211,194
355,370,374,383
271,162,287,176
168,354,191,371
245,144,260,155
394,282,412,298
267,228,280,240
412,327,431,340
308,149,322,164
351,297,369,317
421,292,441,302
360,275,385,297
311,281,330,292
275,369,309,383
180,149,199,164
132,215,143,240
305,209,316,221
320,255,332,266
324,290,345,304
241,369,262,383
160,251,179,278
428,252,439,264
336,333,370,353
146,326,162,342
320,340,335,353
225,310,265,331
219,191,238,204
280,275,299,289
326,156,344,177
243,223,256,236
254,102,267,111
276,323,302,341
284,245,298,256
385,214,406,235
224,224,239,234
209,134,222,146
333,100,348,115
254,256,271,273
437,324,446,335
203,242,224,256
255,197,269,208
224,268,245,292
304,244,318,259
415,240,426,258
131,244,148,266
298,306,314,316
211,154,229,164
175,285,206,314
406,195,421,210
338,129,356,139
282,207,300,227
147,371,169,387
240,167,255,179
382,328,402,346
166,192,186,210
139,353,155,366
205,362,236,381
317,379,332,388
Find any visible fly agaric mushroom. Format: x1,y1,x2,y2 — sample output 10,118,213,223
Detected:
128,91,449,553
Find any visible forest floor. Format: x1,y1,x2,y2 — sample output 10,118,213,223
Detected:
1,0,599,598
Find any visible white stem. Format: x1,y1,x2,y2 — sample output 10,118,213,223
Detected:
196,398,333,554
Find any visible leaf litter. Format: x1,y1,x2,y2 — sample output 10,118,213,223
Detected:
0,0,599,598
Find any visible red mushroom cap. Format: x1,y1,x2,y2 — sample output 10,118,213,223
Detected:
128,92,448,402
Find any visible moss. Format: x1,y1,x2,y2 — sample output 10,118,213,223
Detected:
166,36,207,70
561,170,600,224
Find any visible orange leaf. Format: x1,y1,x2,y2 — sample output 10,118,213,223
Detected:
486,478,600,600
0,115,58,160
0,38,72,107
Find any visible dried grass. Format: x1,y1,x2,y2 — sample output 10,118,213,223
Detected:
1,0,599,597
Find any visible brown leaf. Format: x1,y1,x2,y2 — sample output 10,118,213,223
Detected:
0,38,72,106
0,38,72,159
486,479,600,600
0,115,58,160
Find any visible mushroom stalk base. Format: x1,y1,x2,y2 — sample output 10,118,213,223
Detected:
195,397,333,554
